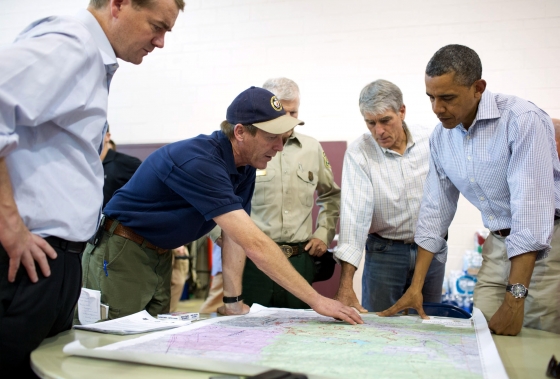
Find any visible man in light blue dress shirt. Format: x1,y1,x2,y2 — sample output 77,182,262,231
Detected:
380,44,560,336
0,0,184,375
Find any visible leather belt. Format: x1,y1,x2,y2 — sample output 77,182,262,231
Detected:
45,236,86,254
104,219,168,255
493,215,560,238
277,241,309,258
370,233,410,244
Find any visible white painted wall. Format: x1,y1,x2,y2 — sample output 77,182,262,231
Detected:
2,0,560,279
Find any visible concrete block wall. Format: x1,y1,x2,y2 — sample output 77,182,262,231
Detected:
2,0,560,277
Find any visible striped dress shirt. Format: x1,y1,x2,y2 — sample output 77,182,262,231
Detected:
0,10,118,242
335,124,431,268
416,90,560,262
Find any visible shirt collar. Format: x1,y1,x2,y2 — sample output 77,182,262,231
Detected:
74,9,119,74
216,131,243,176
462,89,500,131
379,123,415,155
286,130,303,148
102,148,116,163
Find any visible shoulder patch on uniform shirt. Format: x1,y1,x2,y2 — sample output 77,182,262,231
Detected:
323,151,331,169
256,169,267,176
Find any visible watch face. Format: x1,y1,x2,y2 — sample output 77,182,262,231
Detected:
511,284,527,298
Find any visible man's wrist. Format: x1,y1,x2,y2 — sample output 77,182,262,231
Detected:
223,294,243,303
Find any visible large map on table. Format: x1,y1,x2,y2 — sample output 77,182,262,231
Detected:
65,306,507,379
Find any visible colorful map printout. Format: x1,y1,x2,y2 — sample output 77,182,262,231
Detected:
64,305,507,379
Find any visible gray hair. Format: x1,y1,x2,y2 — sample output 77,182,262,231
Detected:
426,44,482,87
262,77,300,101
359,79,403,117
220,120,257,140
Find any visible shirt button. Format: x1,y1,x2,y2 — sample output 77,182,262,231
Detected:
284,171,288,174
467,156,472,160
479,196,485,201
284,211,289,214
489,215,494,220
467,136,471,140
470,178,475,182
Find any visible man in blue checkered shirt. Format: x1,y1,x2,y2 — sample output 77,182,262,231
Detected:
380,44,560,336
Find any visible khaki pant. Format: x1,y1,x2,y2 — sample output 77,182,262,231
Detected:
199,273,224,313
170,254,190,312
82,226,172,319
474,220,560,334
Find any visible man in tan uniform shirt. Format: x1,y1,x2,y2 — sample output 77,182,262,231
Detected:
243,77,341,308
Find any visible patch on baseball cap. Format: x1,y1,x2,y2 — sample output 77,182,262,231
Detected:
226,86,304,134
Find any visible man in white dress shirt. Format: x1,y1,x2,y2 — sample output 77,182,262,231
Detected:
334,79,445,312
0,1,183,376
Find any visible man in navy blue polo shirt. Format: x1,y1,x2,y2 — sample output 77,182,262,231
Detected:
82,87,363,325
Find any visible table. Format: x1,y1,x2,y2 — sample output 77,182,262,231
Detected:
32,325,560,379
493,328,560,379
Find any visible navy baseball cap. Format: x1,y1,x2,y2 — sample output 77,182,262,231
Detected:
226,86,304,134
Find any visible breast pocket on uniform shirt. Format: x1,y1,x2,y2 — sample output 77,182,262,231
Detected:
296,169,318,207
253,168,276,206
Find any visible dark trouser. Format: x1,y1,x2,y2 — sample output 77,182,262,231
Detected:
0,242,82,378
242,252,315,309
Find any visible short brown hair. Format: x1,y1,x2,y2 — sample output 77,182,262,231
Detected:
89,0,185,11
220,121,257,140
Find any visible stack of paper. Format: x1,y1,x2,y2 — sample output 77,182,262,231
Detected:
74,310,191,335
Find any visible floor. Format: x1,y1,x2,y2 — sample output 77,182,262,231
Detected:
175,298,205,313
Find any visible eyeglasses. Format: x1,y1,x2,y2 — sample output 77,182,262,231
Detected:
547,355,559,378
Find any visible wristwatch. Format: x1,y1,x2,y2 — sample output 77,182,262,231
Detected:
506,283,529,299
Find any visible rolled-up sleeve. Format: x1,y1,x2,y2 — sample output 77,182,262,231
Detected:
313,144,341,246
506,112,555,260
335,146,374,268
414,135,459,263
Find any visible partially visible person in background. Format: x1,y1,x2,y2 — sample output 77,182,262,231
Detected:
243,77,341,309
200,226,225,313
553,118,560,158
169,244,190,312
100,124,142,209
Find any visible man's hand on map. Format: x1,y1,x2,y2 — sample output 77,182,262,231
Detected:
217,301,250,316
488,293,524,336
376,287,428,319
310,297,364,325
334,286,368,313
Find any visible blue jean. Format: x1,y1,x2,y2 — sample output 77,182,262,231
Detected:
362,233,445,312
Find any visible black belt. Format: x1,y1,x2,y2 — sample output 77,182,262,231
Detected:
370,232,448,244
494,215,560,238
277,241,309,258
370,233,408,244
45,236,86,254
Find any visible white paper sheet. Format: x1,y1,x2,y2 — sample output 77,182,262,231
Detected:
77,288,101,325
73,310,190,335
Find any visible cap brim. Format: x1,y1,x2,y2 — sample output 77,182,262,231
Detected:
253,115,305,134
